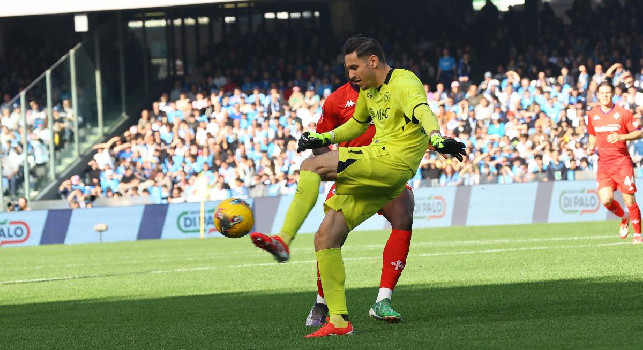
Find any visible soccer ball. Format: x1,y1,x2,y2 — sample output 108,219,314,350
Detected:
213,198,254,238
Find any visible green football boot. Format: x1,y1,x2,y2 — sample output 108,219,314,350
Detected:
368,298,402,323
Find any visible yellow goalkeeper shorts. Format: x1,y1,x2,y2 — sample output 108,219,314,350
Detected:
324,144,414,230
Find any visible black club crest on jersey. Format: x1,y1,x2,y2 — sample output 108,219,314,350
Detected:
366,91,391,103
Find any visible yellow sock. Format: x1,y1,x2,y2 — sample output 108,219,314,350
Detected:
316,248,348,327
279,171,321,241
329,314,348,328
277,232,293,246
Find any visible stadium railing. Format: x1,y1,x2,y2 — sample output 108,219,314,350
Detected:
0,14,167,208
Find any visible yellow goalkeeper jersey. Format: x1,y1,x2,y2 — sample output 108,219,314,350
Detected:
353,68,432,171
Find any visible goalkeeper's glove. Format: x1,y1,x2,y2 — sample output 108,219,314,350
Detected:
430,134,467,161
297,131,333,152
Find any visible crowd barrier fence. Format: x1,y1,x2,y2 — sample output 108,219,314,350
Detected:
0,180,627,247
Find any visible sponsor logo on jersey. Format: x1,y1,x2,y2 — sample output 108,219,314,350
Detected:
593,115,600,120
594,124,621,133
368,107,390,121
559,189,600,215
614,113,620,120
344,100,355,108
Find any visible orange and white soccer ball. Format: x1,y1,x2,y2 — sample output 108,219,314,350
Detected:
213,198,254,238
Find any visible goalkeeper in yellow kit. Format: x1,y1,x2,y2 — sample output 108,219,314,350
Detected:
253,35,466,337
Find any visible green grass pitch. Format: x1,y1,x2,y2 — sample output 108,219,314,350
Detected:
0,221,641,349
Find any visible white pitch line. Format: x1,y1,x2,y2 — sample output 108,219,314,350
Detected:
354,235,616,249
0,235,619,272
151,242,628,272
415,242,626,257
0,241,629,285
1,274,104,284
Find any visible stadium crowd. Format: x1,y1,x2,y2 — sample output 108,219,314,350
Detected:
0,35,82,200
1,1,641,207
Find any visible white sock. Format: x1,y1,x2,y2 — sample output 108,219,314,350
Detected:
376,288,393,302
634,233,642,237
316,294,326,304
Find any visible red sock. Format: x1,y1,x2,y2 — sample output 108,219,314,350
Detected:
316,262,324,298
628,203,641,234
380,229,412,290
605,200,624,218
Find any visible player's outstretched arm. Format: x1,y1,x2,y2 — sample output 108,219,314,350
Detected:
415,103,467,161
605,63,621,79
297,118,369,152
313,147,332,156
430,134,467,161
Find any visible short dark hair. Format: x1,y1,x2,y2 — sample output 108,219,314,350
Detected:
343,35,385,62
598,81,614,92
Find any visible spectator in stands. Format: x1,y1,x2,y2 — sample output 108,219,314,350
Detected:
231,178,249,199
592,64,606,85
118,167,140,194
437,48,456,85
50,0,643,208
439,162,462,187
210,180,231,201
168,186,185,203
7,196,30,212
67,189,91,208
449,81,465,103
2,105,19,130
498,162,515,184
3,146,23,199
546,150,567,181
457,53,472,83
30,133,49,178
577,64,589,92
559,67,575,88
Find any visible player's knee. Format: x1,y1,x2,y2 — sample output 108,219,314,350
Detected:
314,229,333,251
300,158,315,172
314,231,323,251
301,158,326,174
601,198,614,207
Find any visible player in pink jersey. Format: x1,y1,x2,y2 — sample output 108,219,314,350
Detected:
586,82,643,244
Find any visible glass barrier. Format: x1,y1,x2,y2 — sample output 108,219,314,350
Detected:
96,19,126,129
122,17,147,112
5,13,169,204
75,35,102,154
24,75,55,199
49,53,74,179
145,18,169,84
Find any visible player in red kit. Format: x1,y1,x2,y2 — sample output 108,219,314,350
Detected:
587,82,643,244
251,82,416,324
